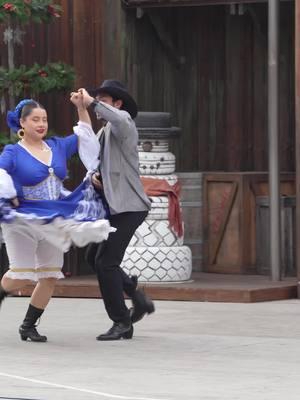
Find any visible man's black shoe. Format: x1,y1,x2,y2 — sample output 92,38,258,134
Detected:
96,322,133,341
131,289,155,323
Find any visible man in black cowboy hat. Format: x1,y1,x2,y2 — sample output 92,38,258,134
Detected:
80,80,154,341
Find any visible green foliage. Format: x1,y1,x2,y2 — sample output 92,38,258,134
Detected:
0,0,61,24
0,62,75,96
0,131,17,151
0,131,14,144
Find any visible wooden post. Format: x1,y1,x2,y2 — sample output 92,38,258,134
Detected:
5,18,16,139
268,0,281,281
295,0,300,294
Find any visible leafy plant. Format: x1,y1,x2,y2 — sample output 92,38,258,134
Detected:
0,0,61,24
0,0,75,139
0,62,75,96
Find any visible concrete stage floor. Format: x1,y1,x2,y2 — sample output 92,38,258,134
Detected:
1,298,300,400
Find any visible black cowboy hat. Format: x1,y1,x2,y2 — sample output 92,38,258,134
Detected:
89,79,138,119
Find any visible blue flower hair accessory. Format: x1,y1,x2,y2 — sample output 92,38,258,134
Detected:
6,99,34,133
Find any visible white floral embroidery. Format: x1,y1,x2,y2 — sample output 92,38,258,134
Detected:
23,175,63,200
72,179,107,221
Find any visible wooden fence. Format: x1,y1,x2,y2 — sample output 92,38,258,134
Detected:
121,2,295,172
0,1,295,174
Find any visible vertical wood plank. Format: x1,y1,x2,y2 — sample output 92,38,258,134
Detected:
295,0,300,287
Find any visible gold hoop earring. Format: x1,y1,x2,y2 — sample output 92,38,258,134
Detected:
17,128,25,139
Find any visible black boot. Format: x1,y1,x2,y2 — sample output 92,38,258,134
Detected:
0,286,8,308
130,289,155,324
19,304,47,342
96,320,133,341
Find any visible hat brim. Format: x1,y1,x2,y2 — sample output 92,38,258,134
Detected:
89,86,138,119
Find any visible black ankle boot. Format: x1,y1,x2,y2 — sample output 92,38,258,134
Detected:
19,304,47,342
131,289,155,324
0,286,8,308
96,321,133,341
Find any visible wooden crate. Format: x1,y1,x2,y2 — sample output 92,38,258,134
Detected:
203,172,295,274
177,172,203,272
256,196,296,276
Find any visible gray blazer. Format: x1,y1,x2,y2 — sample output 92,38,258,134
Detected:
94,101,151,215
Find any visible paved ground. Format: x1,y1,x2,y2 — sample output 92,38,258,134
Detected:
1,298,300,400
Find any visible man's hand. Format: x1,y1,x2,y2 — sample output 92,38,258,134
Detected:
91,172,103,191
70,91,85,109
78,88,95,108
10,197,19,207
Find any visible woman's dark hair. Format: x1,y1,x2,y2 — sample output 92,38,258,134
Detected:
20,101,45,119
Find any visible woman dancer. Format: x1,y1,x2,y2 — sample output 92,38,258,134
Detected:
0,94,111,342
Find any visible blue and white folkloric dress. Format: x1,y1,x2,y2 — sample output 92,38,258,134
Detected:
0,121,113,261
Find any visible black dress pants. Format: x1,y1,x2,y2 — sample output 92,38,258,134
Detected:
86,211,148,323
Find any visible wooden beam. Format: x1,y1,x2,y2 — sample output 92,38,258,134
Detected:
123,0,292,8
295,0,300,294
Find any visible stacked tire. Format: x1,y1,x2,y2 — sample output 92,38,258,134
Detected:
121,112,192,282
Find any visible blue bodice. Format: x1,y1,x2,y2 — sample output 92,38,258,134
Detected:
22,170,63,200
0,135,78,200
0,133,109,228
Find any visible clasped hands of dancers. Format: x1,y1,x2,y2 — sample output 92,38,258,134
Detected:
0,81,154,342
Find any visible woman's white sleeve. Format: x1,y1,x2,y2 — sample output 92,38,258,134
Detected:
73,121,100,171
0,168,17,199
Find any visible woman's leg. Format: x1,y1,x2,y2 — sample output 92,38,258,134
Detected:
0,224,38,306
19,278,58,342
0,273,31,308
1,276,59,342
30,277,57,309
1,273,31,293
19,238,64,342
